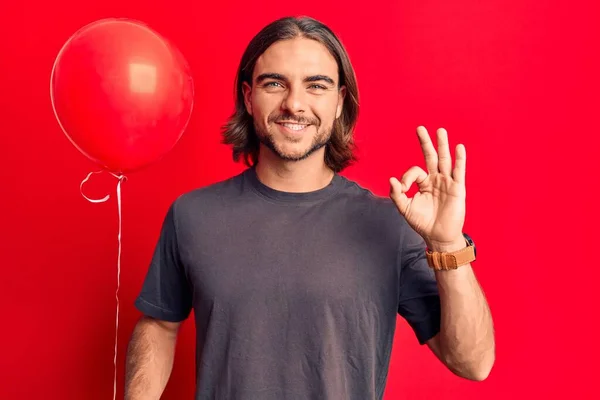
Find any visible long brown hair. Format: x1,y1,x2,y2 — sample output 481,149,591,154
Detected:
221,16,360,172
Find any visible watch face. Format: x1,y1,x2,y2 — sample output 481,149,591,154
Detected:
463,233,476,257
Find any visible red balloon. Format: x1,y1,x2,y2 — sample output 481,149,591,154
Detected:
50,18,194,174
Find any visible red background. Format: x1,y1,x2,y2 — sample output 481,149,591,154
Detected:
1,1,598,399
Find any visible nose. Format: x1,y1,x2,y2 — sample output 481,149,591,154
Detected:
281,86,306,114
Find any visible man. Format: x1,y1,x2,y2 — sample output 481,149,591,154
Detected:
125,16,495,400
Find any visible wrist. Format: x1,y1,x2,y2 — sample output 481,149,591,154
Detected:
426,237,466,253
425,233,476,271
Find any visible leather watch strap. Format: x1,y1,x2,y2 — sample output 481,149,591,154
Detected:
426,245,476,270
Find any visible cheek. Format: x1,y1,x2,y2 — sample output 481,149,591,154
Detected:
315,97,340,121
253,93,280,117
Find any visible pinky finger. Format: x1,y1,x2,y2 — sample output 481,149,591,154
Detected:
453,144,467,183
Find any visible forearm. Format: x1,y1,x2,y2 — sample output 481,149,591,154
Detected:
124,317,179,400
434,264,494,380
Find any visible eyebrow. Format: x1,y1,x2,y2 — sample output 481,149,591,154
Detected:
255,73,336,86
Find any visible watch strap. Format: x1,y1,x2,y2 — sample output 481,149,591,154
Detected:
426,245,476,270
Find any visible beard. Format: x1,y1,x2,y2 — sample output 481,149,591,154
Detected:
255,113,333,162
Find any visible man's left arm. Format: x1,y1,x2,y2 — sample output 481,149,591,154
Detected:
389,126,496,381
425,239,495,381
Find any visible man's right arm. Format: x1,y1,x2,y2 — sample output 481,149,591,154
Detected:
124,316,182,400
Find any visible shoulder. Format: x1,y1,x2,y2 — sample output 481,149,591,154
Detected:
170,171,247,217
337,175,398,212
338,177,427,253
335,175,411,230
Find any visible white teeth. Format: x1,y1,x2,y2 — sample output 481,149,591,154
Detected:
282,123,307,131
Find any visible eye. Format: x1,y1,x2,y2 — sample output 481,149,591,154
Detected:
308,84,327,90
264,81,283,88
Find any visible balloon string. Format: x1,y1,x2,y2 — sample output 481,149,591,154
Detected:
113,175,124,400
79,170,127,400
80,171,110,203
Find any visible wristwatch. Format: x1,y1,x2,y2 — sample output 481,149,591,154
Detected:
426,233,476,271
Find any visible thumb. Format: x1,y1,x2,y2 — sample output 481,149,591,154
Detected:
389,177,410,216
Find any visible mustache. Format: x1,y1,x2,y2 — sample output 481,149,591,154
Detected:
269,113,319,125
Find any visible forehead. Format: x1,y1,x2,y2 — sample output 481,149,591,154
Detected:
253,37,339,82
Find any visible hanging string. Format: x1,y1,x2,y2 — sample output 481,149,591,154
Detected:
80,170,128,400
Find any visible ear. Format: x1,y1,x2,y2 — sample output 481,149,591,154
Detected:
242,81,253,116
336,85,346,119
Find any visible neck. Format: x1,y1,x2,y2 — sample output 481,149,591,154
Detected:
254,146,335,193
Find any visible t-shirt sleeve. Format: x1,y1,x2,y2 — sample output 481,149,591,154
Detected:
134,202,193,322
397,221,441,345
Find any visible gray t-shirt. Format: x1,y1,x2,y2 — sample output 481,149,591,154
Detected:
135,167,441,400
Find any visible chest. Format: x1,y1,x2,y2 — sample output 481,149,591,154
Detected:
178,205,400,313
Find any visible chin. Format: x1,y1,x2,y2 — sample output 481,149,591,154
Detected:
273,142,317,161
258,125,330,162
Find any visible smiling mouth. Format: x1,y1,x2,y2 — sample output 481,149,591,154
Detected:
277,122,310,132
